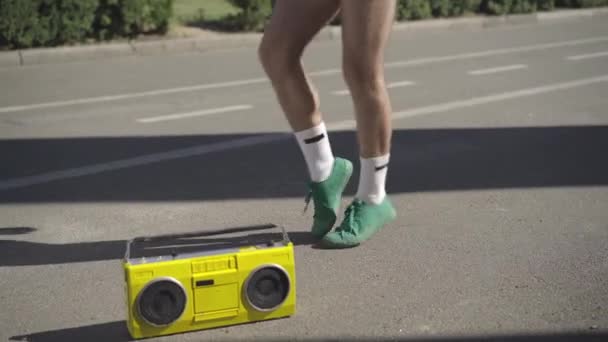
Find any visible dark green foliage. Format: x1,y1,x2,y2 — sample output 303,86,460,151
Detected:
556,0,608,6
482,0,540,14
0,0,97,48
2,0,607,49
1,0,173,48
93,0,173,40
226,0,272,31
430,0,482,17
538,0,556,10
451,0,484,15
483,0,514,15
397,0,433,20
510,0,537,13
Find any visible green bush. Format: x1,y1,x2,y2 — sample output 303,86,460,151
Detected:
431,0,482,17
483,0,513,15
226,0,272,31
0,0,173,49
483,0,531,14
0,0,97,49
556,0,608,6
510,0,538,13
538,0,556,10
397,0,433,20
93,0,173,40
482,0,558,14
451,0,484,15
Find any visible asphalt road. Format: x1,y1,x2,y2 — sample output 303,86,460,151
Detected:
1,15,608,342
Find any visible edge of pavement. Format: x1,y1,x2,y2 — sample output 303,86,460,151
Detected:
1,7,607,69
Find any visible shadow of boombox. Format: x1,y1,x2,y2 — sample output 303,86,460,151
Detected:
122,224,296,339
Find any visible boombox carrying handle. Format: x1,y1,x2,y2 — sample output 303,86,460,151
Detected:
124,224,290,261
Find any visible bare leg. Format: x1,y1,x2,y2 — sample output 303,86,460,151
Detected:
340,0,396,158
258,0,340,132
259,0,354,240
320,1,397,249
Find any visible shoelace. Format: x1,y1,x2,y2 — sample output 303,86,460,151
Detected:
337,199,364,233
303,187,313,214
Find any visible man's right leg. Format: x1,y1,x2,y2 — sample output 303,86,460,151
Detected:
258,0,353,238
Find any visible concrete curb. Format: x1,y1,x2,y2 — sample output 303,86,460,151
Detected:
1,7,607,68
19,42,134,66
130,32,263,56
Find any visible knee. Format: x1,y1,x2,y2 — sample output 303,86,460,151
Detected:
258,36,300,81
342,56,385,95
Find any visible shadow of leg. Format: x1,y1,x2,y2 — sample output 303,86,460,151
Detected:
10,321,131,342
0,227,37,235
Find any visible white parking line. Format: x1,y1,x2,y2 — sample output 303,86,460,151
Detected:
384,36,608,68
333,80,416,96
0,134,290,192
391,75,608,120
0,78,267,114
468,64,528,76
1,36,607,114
2,74,607,191
566,51,608,61
388,81,417,88
332,89,351,96
137,105,253,123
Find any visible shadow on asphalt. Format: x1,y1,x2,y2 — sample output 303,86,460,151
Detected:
3,126,608,340
0,227,37,235
9,321,608,342
0,224,317,267
2,126,608,203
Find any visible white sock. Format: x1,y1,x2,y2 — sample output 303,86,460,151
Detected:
355,154,390,205
294,121,335,182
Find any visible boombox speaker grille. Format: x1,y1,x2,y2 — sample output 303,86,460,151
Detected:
137,277,187,326
245,265,290,312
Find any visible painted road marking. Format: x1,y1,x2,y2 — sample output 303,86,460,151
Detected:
2,74,607,191
468,64,528,76
2,36,608,114
333,80,416,96
137,105,253,123
0,79,266,114
566,51,608,61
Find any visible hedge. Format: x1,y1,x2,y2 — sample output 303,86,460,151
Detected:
556,0,608,6
0,0,98,49
0,0,173,49
94,0,173,41
397,0,604,19
226,0,272,31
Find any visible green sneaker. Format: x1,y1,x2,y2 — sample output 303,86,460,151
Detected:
320,197,396,249
304,157,353,239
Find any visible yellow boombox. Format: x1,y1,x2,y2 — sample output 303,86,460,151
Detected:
122,224,296,339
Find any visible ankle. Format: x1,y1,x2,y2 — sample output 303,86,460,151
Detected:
355,154,389,205
294,121,335,182
355,193,385,205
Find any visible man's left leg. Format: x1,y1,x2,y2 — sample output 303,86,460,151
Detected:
321,0,397,248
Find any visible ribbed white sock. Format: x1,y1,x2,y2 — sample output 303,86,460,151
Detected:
355,154,390,205
294,121,335,182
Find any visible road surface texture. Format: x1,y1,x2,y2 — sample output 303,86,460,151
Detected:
1,15,607,342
